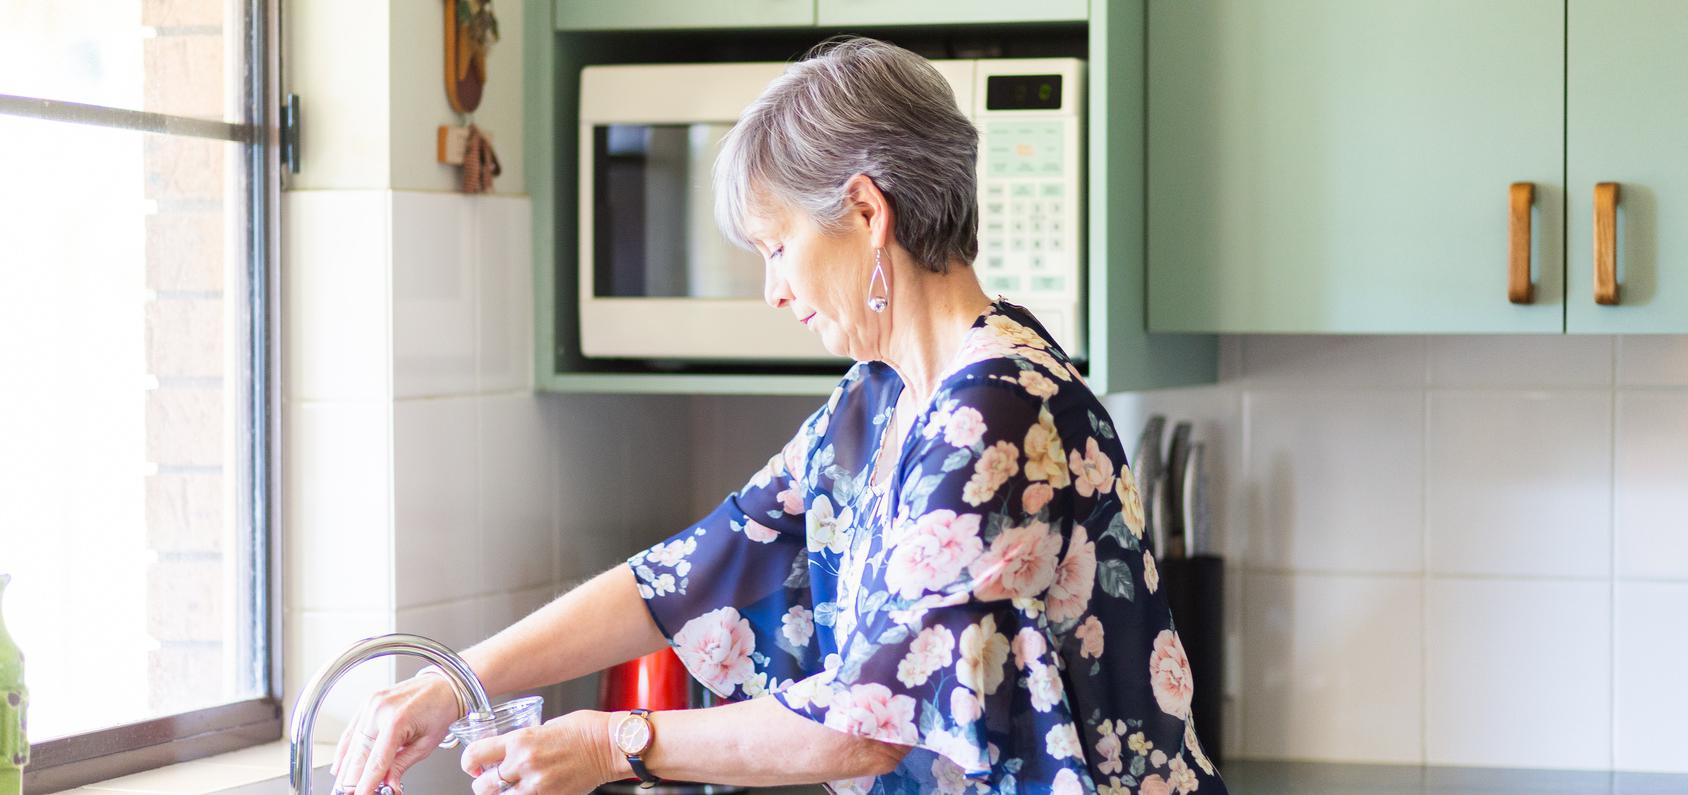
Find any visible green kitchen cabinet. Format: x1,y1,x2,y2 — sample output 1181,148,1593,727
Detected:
1567,0,1688,333
553,0,814,31
815,0,1086,27
1147,0,1566,333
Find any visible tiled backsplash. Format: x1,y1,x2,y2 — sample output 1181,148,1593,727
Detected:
695,335,1688,774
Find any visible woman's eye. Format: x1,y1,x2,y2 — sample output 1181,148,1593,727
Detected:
769,246,784,260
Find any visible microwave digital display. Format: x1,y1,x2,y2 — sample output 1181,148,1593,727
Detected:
985,74,1062,111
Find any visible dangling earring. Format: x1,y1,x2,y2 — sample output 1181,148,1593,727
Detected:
866,247,890,313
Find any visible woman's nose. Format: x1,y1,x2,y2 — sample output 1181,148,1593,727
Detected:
764,260,793,310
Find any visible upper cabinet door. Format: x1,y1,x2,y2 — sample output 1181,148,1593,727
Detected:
1567,0,1688,332
554,0,814,31
815,0,1085,27
1148,1,1565,333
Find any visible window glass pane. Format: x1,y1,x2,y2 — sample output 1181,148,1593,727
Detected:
0,114,260,742
0,0,241,124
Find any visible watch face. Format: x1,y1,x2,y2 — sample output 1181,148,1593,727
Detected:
616,715,652,755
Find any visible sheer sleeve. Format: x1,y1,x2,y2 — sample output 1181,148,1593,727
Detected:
773,376,1080,782
627,400,828,701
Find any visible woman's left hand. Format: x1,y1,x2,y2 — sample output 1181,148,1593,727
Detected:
460,711,620,795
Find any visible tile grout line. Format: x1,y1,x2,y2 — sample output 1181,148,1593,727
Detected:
1608,335,1619,768
1419,337,1432,765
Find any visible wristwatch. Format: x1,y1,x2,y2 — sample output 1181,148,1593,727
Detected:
613,708,660,789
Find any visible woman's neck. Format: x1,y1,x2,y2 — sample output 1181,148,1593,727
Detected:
878,259,992,408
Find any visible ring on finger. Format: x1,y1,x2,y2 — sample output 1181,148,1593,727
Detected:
494,762,513,793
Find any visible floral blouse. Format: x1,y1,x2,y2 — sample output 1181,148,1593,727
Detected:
628,300,1227,795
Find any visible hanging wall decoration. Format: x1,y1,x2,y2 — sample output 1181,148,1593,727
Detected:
444,0,498,114
440,0,502,192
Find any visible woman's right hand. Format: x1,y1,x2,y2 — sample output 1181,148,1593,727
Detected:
330,672,464,795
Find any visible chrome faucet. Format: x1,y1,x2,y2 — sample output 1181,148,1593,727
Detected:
290,633,493,795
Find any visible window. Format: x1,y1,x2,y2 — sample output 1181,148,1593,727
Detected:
0,0,278,790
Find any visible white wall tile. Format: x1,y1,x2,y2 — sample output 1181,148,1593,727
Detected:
1240,572,1423,763
1614,581,1688,773
1241,336,1425,388
619,395,700,552
392,192,478,399
394,397,481,608
480,394,555,592
282,192,390,401
1425,578,1611,770
1428,336,1614,388
284,400,393,612
1615,392,1688,580
477,586,558,648
1617,336,1688,386
1426,392,1612,578
477,196,534,394
393,598,485,681
283,609,395,744
687,395,821,518
1245,391,1424,573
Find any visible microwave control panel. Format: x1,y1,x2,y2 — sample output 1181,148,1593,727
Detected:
975,60,1086,360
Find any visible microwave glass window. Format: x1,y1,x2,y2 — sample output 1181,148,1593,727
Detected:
593,123,764,299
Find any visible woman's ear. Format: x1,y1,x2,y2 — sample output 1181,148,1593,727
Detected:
842,173,895,250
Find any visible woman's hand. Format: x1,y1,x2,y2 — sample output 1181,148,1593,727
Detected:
331,673,463,795
459,711,621,795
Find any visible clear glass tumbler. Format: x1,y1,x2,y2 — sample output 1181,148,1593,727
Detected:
446,695,545,746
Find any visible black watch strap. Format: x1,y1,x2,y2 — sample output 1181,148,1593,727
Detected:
627,709,660,789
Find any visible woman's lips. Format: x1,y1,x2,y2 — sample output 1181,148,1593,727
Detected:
801,312,817,326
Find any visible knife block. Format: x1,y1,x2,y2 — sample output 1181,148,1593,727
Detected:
1158,554,1225,766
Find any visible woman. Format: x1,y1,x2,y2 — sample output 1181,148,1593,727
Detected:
332,37,1226,795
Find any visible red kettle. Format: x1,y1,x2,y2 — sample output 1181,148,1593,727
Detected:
595,648,743,794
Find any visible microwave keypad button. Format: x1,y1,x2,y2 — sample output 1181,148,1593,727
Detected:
987,183,1006,199
1030,237,1045,253
985,219,1005,236
1010,238,1026,252
1032,275,1064,292
1030,254,1047,270
986,255,1006,270
1040,182,1063,198
986,238,1005,253
986,200,1005,216
988,275,1022,293
1011,183,1035,198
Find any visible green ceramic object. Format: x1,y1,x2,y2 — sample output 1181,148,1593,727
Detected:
0,573,26,795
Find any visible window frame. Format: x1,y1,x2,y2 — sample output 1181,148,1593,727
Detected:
7,0,283,790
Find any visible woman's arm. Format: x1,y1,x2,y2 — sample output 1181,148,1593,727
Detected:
609,698,912,785
460,697,910,792
462,564,665,696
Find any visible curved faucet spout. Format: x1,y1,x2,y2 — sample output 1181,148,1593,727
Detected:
289,633,493,795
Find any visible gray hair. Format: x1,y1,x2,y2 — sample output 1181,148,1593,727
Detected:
713,37,980,273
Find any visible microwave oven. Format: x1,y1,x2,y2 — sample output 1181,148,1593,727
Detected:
578,57,1086,364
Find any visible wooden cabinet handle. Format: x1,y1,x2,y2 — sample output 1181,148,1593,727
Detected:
1508,182,1534,304
1595,182,1621,305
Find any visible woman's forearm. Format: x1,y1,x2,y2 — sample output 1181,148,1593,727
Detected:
601,695,908,787
460,564,666,697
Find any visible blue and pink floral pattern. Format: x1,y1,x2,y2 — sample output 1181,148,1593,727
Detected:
628,301,1227,795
